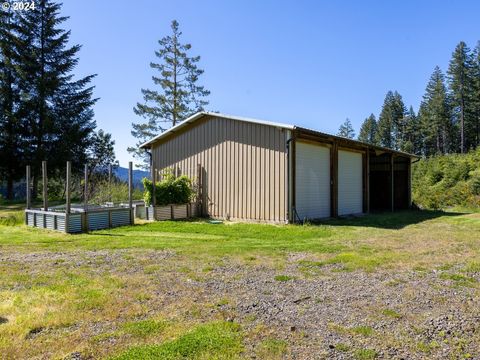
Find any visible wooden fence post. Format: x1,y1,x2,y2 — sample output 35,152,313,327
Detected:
108,164,112,203
197,163,202,216
65,161,71,233
152,164,156,208
42,161,48,211
26,165,31,209
128,161,133,225
83,164,88,232
84,164,88,211
391,154,395,212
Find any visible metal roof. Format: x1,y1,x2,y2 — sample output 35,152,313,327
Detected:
140,111,418,158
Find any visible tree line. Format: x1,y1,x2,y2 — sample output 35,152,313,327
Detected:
338,41,480,156
0,0,116,200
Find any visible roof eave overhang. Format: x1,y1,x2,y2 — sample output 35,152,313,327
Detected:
294,126,419,159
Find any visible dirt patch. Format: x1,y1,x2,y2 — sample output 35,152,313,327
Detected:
201,259,480,359
1,249,479,359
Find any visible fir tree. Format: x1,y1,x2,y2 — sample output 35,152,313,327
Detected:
357,114,378,144
447,41,474,153
400,106,420,154
472,41,480,148
419,66,451,156
87,129,118,178
375,91,406,149
337,118,355,139
0,2,21,199
14,0,97,197
129,20,210,169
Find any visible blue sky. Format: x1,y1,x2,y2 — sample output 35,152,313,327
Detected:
61,0,480,168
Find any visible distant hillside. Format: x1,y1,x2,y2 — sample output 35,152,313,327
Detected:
412,148,480,209
114,167,150,188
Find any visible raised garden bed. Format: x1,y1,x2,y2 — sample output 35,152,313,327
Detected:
25,205,132,233
135,203,199,221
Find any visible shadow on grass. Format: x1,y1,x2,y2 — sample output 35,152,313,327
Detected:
319,210,465,229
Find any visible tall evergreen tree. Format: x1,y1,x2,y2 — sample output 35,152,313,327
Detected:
14,0,97,197
86,129,118,178
419,66,451,156
375,91,406,149
337,118,355,139
472,41,480,148
0,2,21,199
447,41,474,153
357,114,378,144
129,20,210,169
400,106,421,154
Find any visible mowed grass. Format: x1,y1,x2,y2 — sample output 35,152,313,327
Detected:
2,207,479,271
0,205,479,358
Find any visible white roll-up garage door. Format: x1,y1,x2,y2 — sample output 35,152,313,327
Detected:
338,150,363,215
295,142,330,220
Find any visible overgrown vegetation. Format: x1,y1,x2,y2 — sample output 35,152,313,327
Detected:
89,180,143,205
142,170,195,206
413,148,480,209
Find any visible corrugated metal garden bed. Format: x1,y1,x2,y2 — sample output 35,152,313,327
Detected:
134,203,199,221
25,205,132,233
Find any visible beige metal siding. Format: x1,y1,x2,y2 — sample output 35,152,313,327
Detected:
151,116,288,222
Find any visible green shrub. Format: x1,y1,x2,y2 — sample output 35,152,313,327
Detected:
143,170,195,206
413,148,480,209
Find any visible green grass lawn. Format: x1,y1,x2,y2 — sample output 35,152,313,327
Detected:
0,205,479,359
2,207,480,270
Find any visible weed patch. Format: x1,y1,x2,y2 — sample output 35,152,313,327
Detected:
274,275,294,282
112,321,243,360
122,319,166,338
354,348,377,359
256,338,288,359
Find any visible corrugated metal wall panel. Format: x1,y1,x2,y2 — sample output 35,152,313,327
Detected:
88,212,109,230
46,214,55,230
155,206,171,220
295,142,331,219
338,150,363,215
57,216,66,232
68,214,82,233
38,214,45,228
151,115,288,222
27,212,34,226
173,205,187,219
111,209,130,227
